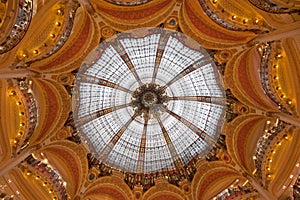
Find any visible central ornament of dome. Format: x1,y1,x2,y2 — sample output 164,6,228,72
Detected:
72,28,226,174
131,83,167,118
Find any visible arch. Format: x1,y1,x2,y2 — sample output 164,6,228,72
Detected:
30,8,99,73
29,78,71,145
90,0,176,31
0,79,12,162
143,179,187,200
225,114,266,172
191,161,241,200
225,47,278,111
179,0,255,49
41,140,88,198
82,175,133,200
268,128,300,195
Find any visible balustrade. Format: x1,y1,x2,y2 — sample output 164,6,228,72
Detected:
253,118,286,183
24,155,68,200
15,79,38,153
258,42,291,114
248,0,300,13
0,0,33,54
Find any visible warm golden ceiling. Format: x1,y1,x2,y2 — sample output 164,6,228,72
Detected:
0,0,300,200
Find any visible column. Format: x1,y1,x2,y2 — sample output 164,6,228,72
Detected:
0,145,38,177
253,21,300,43
0,69,30,79
244,173,277,200
273,112,300,127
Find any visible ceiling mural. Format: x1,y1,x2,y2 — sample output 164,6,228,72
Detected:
0,0,299,200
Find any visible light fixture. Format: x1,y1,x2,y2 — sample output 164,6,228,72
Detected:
232,15,237,20
254,19,259,24
282,185,286,189
55,22,61,26
50,34,55,38
212,0,217,3
57,9,63,15
243,19,248,24
33,50,38,54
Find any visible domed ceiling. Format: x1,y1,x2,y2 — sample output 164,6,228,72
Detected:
0,0,300,200
73,27,226,174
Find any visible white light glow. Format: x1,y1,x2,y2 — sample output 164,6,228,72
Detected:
73,28,226,174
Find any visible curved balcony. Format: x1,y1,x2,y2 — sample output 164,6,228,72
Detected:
213,183,256,200
253,118,286,185
14,78,38,153
293,174,300,199
248,0,300,14
24,155,68,200
198,0,267,34
25,1,80,67
0,0,33,54
258,42,291,115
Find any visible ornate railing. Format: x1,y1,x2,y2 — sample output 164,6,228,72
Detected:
213,185,254,200
24,155,68,200
15,78,38,153
105,0,152,6
248,0,300,14
198,0,266,34
25,0,80,67
258,42,290,114
293,174,300,199
87,152,197,192
253,119,286,183
0,0,33,54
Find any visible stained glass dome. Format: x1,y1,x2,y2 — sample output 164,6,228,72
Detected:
72,28,226,174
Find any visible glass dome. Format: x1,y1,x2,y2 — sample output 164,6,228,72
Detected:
72,28,226,174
